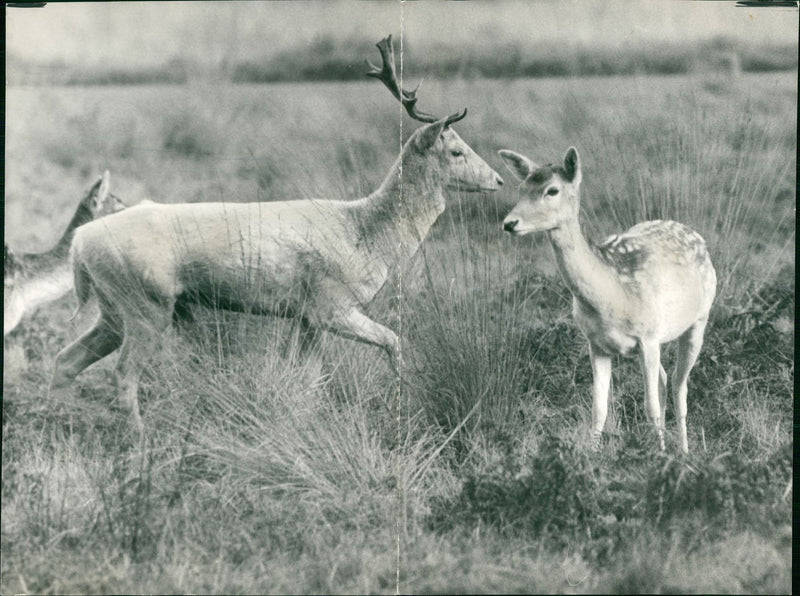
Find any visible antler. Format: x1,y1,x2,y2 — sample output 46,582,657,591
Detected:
443,108,467,128
365,34,439,124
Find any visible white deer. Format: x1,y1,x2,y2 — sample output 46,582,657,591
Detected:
499,147,716,453
49,35,504,432
4,171,126,336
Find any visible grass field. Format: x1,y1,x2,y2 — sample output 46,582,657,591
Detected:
3,71,795,593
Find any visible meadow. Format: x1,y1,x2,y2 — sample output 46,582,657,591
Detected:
2,70,795,593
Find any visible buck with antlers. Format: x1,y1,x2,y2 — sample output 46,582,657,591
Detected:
499,147,716,453
4,171,126,336
49,35,503,432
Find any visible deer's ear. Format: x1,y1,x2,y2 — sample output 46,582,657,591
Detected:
414,118,447,153
563,147,581,185
97,171,111,204
498,149,536,181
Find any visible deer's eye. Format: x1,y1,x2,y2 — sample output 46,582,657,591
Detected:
450,150,463,158
546,187,559,196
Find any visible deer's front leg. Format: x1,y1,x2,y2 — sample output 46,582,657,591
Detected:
639,340,665,451
589,344,612,450
319,307,400,373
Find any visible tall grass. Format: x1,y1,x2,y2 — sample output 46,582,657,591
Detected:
571,87,796,307
404,210,539,435
3,72,794,592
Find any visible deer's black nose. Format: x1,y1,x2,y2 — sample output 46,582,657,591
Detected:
496,176,504,187
503,219,518,233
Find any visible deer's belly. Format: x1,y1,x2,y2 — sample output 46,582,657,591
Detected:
176,247,388,316
177,258,305,311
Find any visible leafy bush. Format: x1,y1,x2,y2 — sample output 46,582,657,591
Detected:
436,434,604,542
646,443,792,529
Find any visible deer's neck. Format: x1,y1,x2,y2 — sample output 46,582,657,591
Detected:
52,202,95,257
360,158,446,262
547,220,628,313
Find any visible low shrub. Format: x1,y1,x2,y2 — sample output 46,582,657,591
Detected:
434,434,604,541
645,442,792,530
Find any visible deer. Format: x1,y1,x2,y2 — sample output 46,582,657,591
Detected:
498,146,716,453
49,35,504,433
4,171,126,336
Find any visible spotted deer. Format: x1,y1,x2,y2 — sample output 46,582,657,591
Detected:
49,35,504,432
4,171,126,336
499,147,716,453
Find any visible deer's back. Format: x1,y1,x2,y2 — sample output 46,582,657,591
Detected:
586,220,717,345
73,200,392,310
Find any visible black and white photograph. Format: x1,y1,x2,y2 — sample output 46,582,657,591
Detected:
3,1,795,593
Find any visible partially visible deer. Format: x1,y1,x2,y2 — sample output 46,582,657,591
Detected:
499,147,716,453
49,35,504,432
4,171,126,336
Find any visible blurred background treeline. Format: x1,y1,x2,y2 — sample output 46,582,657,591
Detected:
7,1,797,85
8,35,797,85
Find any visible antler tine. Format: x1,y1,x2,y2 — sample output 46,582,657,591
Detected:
365,35,400,101
443,108,467,128
366,34,439,124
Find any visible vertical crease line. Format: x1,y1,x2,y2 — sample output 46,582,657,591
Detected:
396,4,405,596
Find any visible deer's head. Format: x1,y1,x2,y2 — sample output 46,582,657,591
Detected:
368,35,503,194
85,171,127,218
403,112,503,193
500,147,582,235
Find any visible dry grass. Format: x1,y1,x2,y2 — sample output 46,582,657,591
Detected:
3,71,794,593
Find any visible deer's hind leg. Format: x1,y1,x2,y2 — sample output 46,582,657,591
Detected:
51,296,123,390
672,318,708,454
658,363,668,433
113,300,174,433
